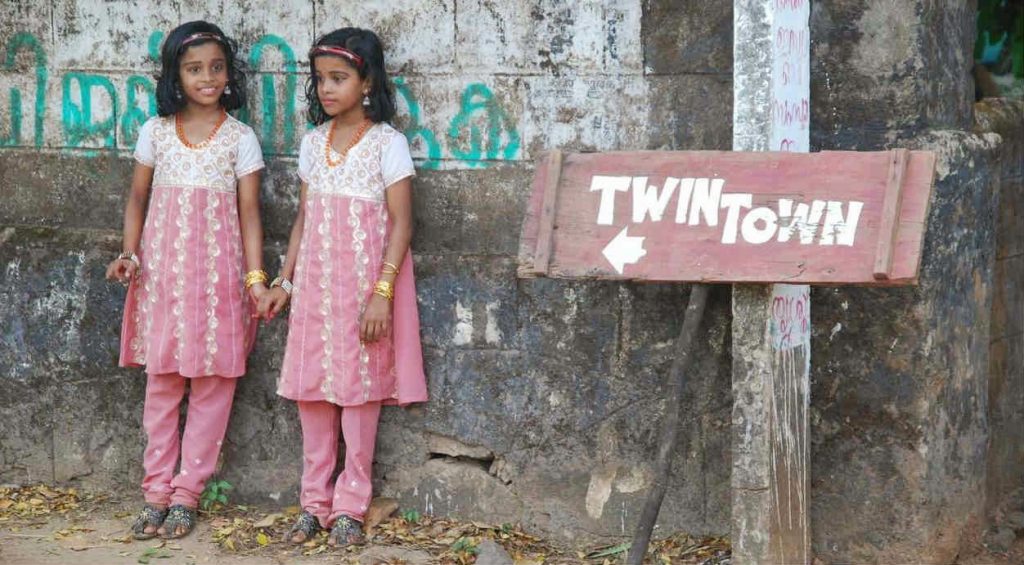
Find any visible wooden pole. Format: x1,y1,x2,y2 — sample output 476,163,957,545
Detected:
627,284,710,564
731,0,811,563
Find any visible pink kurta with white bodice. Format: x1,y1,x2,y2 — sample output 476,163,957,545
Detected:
277,122,427,407
119,115,265,378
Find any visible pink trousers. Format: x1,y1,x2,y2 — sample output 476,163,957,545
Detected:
141,373,237,508
297,401,382,526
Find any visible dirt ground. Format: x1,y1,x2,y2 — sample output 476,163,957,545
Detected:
0,484,731,565
2,484,1020,564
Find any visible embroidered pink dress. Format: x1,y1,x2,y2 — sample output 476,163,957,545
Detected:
277,122,427,407
119,115,265,378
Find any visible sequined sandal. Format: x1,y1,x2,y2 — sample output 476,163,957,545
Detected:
328,515,366,547
158,504,197,539
286,510,322,544
131,504,168,540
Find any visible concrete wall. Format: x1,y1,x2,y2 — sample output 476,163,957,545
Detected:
977,98,1024,524
808,1,1022,562
0,0,735,543
1,0,1021,561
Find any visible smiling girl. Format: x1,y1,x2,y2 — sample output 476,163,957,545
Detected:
105,20,267,540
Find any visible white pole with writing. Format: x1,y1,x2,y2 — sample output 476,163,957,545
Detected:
732,0,811,563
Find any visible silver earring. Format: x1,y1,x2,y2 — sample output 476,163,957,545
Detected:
175,89,183,100
224,85,232,95
362,92,370,107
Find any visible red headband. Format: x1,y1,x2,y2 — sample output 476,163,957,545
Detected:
309,45,364,69
181,32,224,47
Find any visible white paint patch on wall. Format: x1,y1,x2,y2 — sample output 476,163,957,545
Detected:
614,466,649,493
484,301,502,345
585,465,618,519
452,300,473,346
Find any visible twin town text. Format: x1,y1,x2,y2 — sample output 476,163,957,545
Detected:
590,175,864,274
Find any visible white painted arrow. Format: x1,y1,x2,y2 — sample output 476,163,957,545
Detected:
602,226,647,275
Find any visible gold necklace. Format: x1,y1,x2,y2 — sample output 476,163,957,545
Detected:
176,110,227,149
325,119,372,167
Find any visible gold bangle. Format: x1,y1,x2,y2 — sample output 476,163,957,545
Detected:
382,261,400,275
373,280,394,301
244,269,268,289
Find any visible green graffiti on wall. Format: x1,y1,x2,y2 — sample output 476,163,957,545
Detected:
2,30,523,167
62,73,118,149
2,32,47,148
121,75,157,146
244,34,298,154
394,76,442,170
448,83,520,168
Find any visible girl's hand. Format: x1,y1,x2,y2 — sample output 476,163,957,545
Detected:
248,282,268,318
260,287,290,320
360,294,391,343
105,258,138,285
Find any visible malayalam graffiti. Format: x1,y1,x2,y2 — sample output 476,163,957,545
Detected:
0,30,521,168
1,32,47,148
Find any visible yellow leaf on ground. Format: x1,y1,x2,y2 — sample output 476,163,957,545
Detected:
253,513,283,529
256,531,269,546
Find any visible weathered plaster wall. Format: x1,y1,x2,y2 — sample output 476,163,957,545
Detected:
1,1,1020,560
0,0,735,543
808,1,1022,562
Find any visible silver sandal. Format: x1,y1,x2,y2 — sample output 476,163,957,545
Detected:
158,504,197,539
131,504,168,540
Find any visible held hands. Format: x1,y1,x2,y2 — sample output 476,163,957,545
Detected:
258,287,290,321
248,282,269,319
105,257,139,286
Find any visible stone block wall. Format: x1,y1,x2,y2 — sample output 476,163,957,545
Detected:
1,1,1020,560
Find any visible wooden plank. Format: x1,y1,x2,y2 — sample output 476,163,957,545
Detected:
532,149,563,275
515,149,937,286
516,151,551,278
873,149,909,280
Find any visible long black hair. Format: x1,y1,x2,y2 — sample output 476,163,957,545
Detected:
155,21,247,116
305,28,396,126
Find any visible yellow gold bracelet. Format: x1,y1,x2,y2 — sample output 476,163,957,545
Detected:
244,269,269,289
382,261,400,275
373,280,394,301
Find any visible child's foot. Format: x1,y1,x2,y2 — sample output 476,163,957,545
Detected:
131,504,168,540
327,515,366,547
157,504,197,539
286,510,322,544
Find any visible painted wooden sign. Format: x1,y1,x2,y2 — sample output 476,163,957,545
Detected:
517,149,936,285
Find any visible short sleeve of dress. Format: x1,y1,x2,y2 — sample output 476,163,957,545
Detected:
381,132,416,189
133,118,157,167
235,128,266,179
297,133,314,184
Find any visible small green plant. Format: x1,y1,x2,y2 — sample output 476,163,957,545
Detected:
451,537,479,555
400,508,421,523
199,479,232,511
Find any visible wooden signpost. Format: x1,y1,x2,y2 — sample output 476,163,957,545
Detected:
516,3,937,564
518,148,936,285
516,146,937,562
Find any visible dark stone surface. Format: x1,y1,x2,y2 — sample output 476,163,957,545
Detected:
0,162,735,542
809,0,976,150
809,131,1000,562
977,99,1024,525
642,0,733,74
0,0,1021,558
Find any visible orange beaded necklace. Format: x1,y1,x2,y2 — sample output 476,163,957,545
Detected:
175,110,228,149
325,118,372,167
